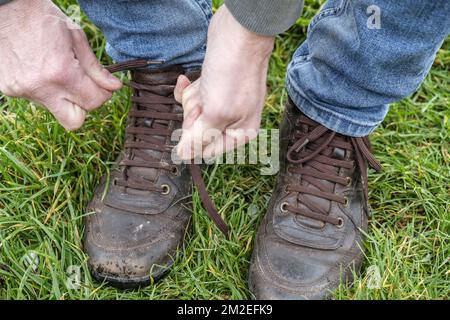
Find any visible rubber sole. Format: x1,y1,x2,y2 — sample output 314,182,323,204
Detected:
89,261,173,290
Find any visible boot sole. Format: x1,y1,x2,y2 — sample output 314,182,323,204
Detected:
89,261,172,290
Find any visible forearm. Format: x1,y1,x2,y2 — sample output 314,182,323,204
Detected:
224,0,304,36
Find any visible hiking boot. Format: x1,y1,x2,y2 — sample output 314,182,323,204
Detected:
84,60,227,288
248,99,381,299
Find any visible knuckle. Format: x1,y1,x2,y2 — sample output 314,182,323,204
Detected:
216,109,235,122
46,68,69,84
43,59,72,84
0,79,26,97
0,84,15,97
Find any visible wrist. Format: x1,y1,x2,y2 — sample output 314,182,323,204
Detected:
234,24,275,60
215,4,275,62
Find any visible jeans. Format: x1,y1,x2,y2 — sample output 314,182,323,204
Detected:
78,0,212,69
286,0,450,136
78,0,450,137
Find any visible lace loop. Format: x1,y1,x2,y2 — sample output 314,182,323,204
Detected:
285,115,381,225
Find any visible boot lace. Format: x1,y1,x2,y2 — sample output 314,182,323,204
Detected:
284,115,381,226
104,59,228,235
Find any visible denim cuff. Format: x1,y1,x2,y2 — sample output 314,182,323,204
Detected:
106,43,204,71
286,76,384,138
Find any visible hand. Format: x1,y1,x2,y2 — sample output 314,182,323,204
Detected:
174,4,274,160
0,0,122,130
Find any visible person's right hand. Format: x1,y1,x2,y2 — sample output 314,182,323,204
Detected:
174,5,274,160
0,0,122,130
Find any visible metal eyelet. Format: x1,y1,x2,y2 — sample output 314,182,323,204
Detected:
280,202,289,213
343,196,349,207
161,184,171,195
346,177,352,187
336,217,345,229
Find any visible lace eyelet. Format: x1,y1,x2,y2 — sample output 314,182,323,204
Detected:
171,166,179,175
161,184,171,195
336,217,345,228
280,202,289,213
343,196,349,207
346,177,352,187
113,178,118,186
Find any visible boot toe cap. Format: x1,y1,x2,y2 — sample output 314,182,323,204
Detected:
248,248,333,300
84,203,188,287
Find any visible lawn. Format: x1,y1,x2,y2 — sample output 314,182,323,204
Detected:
0,0,448,300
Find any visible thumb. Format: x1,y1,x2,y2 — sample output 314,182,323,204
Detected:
71,29,122,91
174,75,191,103
48,98,87,131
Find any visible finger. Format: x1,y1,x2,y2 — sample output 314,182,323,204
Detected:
183,104,202,129
47,98,86,131
177,99,236,160
179,79,201,118
174,75,191,103
176,118,203,160
71,29,122,91
202,128,257,159
64,67,113,111
176,115,224,160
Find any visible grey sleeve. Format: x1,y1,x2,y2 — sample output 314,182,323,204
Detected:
224,0,304,36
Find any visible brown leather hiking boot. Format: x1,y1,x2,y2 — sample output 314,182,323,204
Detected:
84,60,227,288
248,99,381,299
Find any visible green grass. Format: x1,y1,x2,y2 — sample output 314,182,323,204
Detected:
0,0,449,300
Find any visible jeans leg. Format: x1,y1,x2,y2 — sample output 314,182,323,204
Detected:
77,0,212,69
286,0,450,137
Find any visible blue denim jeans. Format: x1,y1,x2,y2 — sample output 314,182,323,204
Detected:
78,0,212,69
286,0,450,136
78,0,450,137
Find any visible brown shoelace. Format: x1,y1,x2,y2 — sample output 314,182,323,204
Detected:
285,115,381,226
105,59,228,236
